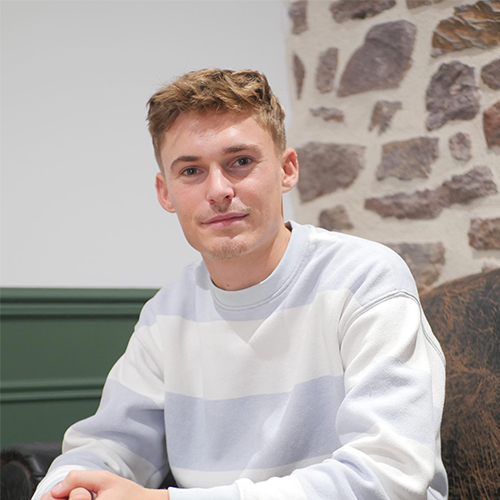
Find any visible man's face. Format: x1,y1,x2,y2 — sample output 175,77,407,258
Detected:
155,111,298,262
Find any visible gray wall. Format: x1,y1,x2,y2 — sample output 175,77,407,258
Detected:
1,0,293,288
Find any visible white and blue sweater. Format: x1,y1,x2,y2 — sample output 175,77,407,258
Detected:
34,222,448,500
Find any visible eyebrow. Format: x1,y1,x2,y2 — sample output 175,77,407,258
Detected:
223,144,261,155
170,155,199,170
170,144,262,170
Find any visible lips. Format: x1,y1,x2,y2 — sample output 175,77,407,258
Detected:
203,213,248,226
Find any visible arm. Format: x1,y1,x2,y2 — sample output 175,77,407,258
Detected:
33,321,169,500
166,293,446,500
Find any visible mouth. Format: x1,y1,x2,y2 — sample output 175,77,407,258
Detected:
203,213,249,228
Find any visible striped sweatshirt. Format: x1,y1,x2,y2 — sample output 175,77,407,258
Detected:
33,222,448,500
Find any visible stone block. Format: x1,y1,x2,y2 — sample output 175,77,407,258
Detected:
365,189,443,219
365,166,498,219
386,242,445,289
438,166,498,205
293,53,306,99
319,205,354,231
483,100,500,148
310,107,344,122
330,0,395,23
449,132,472,161
289,0,308,35
469,217,500,249
369,100,402,134
426,61,480,131
296,142,365,202
432,1,500,57
376,137,439,180
481,58,500,89
316,48,338,93
338,21,416,97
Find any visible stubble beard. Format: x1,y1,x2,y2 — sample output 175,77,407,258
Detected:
204,235,251,260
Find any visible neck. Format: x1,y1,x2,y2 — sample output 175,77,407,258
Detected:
204,223,292,291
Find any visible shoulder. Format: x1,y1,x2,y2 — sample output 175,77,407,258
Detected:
295,223,419,306
134,259,208,328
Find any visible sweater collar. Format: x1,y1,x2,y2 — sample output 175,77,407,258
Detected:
206,221,309,309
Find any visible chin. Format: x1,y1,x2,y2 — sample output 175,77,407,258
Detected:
203,239,251,260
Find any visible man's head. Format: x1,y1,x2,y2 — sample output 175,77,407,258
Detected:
148,69,298,286
147,68,286,169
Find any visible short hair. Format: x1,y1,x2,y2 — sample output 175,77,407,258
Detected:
147,68,286,169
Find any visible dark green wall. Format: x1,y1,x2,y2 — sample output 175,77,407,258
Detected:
0,288,157,449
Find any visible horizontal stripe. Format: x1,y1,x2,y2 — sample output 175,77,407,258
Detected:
70,380,167,472
164,375,344,472
294,448,389,500
236,475,309,500
156,294,345,399
57,435,168,488
50,450,110,473
169,483,240,500
171,454,334,488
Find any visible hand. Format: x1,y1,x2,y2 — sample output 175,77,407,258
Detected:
48,470,169,500
41,488,92,500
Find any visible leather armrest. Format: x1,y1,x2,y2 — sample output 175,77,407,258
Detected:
1,441,62,497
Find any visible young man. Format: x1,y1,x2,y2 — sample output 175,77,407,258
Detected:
35,69,448,500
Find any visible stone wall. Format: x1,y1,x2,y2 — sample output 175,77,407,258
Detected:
287,0,500,290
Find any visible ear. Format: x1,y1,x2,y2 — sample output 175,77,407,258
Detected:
155,172,176,213
280,148,299,193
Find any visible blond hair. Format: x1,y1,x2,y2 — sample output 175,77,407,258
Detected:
147,68,286,168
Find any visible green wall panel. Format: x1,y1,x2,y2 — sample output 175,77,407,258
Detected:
2,398,101,446
0,288,157,448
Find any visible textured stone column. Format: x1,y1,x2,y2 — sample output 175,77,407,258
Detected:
287,0,500,289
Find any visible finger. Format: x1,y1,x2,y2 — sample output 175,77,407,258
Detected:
51,470,107,497
68,487,94,500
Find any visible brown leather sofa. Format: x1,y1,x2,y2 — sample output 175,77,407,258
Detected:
2,269,499,500
420,268,500,500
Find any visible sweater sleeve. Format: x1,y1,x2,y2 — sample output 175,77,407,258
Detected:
32,323,169,500
168,293,447,500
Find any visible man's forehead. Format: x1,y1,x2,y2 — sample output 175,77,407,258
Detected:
167,110,258,137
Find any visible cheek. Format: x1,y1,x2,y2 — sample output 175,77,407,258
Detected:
248,171,282,198
169,187,198,216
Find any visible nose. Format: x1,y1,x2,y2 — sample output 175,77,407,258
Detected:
206,165,235,206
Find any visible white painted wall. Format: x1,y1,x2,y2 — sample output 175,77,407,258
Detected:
1,0,292,288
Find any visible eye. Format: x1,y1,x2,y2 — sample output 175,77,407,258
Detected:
181,167,200,176
233,157,252,167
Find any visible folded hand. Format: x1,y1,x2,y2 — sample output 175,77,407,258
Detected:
48,470,169,500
